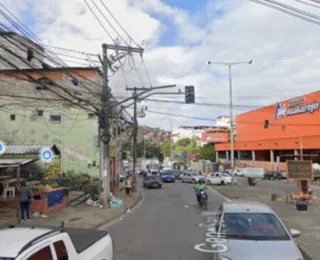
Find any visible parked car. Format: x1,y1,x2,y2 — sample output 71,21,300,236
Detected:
213,201,303,260
279,171,287,179
162,172,175,183
0,224,113,260
180,172,205,184
143,175,162,189
206,172,237,185
171,170,182,180
264,171,281,180
234,169,244,177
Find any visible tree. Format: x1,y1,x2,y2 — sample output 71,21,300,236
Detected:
160,141,172,157
199,144,216,161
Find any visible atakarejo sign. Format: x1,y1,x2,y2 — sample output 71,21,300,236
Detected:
275,99,319,119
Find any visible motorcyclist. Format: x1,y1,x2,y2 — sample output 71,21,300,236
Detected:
193,179,208,203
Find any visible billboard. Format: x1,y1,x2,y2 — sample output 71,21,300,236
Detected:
202,132,228,143
286,160,313,180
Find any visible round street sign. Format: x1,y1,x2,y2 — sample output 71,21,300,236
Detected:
40,148,54,162
0,140,6,155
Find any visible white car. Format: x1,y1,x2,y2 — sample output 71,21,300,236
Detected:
206,172,237,185
234,169,244,177
212,201,304,260
0,225,113,260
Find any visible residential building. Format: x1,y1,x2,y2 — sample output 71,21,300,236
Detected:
171,126,214,144
0,32,133,179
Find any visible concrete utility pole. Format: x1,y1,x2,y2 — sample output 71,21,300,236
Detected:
125,85,180,191
100,44,144,208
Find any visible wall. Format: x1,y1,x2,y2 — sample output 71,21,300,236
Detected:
0,104,100,176
236,91,320,142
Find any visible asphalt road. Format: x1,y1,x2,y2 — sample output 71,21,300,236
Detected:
107,180,225,260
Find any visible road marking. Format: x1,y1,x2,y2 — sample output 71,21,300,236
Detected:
184,205,190,208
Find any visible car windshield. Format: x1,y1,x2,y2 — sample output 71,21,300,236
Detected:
192,173,199,176
163,172,172,176
147,176,159,180
221,213,290,241
221,173,230,177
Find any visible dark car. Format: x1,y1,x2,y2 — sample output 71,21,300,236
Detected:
263,171,281,180
143,175,162,189
162,172,175,183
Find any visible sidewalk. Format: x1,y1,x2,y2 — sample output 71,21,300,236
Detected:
0,189,142,229
211,185,319,260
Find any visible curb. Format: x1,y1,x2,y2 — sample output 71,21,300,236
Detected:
209,186,238,200
94,192,143,229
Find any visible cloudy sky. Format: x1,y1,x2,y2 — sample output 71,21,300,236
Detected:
2,0,320,130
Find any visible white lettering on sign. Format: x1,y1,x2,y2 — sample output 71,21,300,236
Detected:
286,101,319,116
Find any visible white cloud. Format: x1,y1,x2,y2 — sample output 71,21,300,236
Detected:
2,0,320,130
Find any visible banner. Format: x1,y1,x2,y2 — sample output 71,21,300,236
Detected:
47,190,64,207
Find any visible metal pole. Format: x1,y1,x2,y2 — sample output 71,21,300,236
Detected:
102,44,110,208
144,137,147,159
60,102,63,175
299,136,303,161
132,89,138,192
170,118,173,163
228,64,235,188
98,124,103,203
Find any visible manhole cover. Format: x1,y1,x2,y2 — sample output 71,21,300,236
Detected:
68,217,81,222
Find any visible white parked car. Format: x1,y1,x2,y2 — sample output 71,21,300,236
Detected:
234,169,244,177
206,172,237,185
0,225,113,260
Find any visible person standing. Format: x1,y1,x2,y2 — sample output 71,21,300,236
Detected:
19,182,33,221
125,175,132,197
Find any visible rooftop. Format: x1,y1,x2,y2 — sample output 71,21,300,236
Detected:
0,31,44,50
223,201,273,214
0,227,52,258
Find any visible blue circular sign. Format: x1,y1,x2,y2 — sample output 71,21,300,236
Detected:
41,149,53,162
0,141,6,155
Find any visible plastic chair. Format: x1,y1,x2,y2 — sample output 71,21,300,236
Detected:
2,187,15,200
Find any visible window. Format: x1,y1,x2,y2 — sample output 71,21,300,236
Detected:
50,115,61,123
27,246,53,260
92,160,96,167
88,113,95,119
88,164,92,169
37,110,44,117
222,212,290,241
216,174,220,177
10,114,15,121
53,240,69,260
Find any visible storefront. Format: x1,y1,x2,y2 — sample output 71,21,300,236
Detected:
215,90,320,170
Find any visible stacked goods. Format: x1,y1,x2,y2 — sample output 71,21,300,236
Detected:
45,163,60,179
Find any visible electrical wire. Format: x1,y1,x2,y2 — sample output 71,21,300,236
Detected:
99,0,142,48
295,0,320,8
42,44,100,57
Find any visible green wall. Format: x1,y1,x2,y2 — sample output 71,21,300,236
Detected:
0,105,99,176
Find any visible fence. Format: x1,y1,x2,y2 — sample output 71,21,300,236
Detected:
190,161,231,175
218,159,286,171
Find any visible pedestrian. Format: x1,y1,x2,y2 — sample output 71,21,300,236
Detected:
125,175,132,197
19,181,33,221
198,170,202,176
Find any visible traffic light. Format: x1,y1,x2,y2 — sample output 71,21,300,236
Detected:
159,153,164,163
185,86,195,104
122,152,127,160
264,120,269,129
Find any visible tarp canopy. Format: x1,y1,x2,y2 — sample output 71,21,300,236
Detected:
0,159,38,168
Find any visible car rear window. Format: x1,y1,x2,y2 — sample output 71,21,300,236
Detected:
147,176,159,180
222,213,290,241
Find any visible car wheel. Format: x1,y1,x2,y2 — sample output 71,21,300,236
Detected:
159,185,162,189
192,179,196,184
181,178,184,183
220,181,225,185
270,176,274,180
207,180,211,185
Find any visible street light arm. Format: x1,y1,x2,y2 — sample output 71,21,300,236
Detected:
138,91,184,101
283,125,303,159
206,60,254,66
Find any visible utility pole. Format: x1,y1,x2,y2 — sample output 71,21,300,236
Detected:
125,85,179,191
99,44,144,208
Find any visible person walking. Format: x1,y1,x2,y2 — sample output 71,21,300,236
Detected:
19,181,33,221
125,175,132,197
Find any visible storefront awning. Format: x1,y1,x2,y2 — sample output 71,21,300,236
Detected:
0,159,39,168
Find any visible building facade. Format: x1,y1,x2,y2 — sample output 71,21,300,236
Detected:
215,91,320,170
172,126,214,144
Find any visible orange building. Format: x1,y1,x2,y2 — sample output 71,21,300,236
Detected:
215,91,320,171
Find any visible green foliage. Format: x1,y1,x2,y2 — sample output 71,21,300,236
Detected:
199,143,216,161
160,141,171,157
123,141,160,159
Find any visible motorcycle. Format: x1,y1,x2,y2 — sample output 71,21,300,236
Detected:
248,177,257,186
199,190,208,209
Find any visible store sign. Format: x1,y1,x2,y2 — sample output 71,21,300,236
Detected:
202,132,228,143
275,97,319,119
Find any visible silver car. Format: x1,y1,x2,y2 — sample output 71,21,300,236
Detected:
180,172,205,183
212,201,304,260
